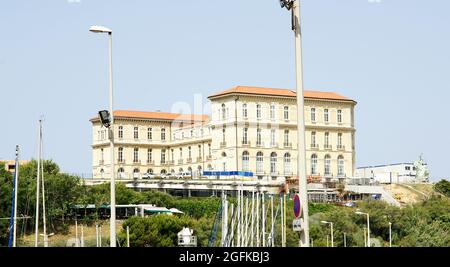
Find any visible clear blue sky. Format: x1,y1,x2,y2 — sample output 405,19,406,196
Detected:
1,0,449,181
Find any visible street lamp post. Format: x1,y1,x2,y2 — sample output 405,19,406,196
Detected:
389,222,392,247
321,221,334,247
279,0,309,248
90,25,116,247
356,211,370,247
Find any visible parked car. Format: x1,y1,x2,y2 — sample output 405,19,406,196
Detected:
142,173,155,179
177,172,192,179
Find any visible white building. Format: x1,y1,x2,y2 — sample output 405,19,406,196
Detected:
355,163,426,184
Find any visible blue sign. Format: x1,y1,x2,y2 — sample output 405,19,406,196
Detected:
293,194,301,218
202,171,254,177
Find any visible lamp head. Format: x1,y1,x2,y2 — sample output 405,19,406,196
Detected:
89,25,112,34
98,110,111,128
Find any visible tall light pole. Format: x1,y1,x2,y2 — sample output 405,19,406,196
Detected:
356,211,370,247
321,221,334,247
279,0,309,247
389,222,392,247
90,25,116,247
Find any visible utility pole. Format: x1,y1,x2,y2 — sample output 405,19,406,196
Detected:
35,121,41,247
389,222,392,247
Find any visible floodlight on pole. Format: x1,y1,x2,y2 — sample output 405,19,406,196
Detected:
355,211,370,247
90,25,116,247
279,0,309,247
320,221,334,247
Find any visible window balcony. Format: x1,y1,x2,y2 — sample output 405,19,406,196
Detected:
206,155,212,160
283,142,292,148
133,160,141,164
117,159,126,164
337,145,345,151
169,160,175,165
187,158,192,163
147,160,155,165
256,141,264,147
242,140,251,146
196,157,202,163
310,144,319,150
220,142,227,148
270,142,278,148
178,159,183,164
324,144,332,150
99,160,104,165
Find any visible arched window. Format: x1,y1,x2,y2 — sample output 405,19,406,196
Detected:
171,169,175,175
179,168,183,173
133,168,140,179
284,153,291,175
207,164,213,171
188,167,193,175
311,154,318,174
338,155,344,176
256,152,263,174
324,155,331,176
197,166,202,177
118,168,125,178
147,169,153,174
118,147,124,163
161,169,167,175
242,103,248,118
222,152,227,171
270,152,277,174
242,151,250,172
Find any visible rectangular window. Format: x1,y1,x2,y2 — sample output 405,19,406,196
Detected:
118,126,123,139
338,133,343,149
188,147,192,159
134,127,138,139
147,149,152,163
133,148,139,163
208,144,211,156
324,109,329,123
257,128,262,146
337,110,342,123
271,129,276,147
311,108,316,122
257,104,261,119
284,130,289,146
325,132,330,148
243,104,248,118
161,149,166,164
243,128,248,144
311,132,316,147
161,128,166,141
147,128,152,140
270,104,275,120
284,106,289,120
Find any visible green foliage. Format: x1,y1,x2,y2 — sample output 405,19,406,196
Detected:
434,179,450,197
118,215,194,247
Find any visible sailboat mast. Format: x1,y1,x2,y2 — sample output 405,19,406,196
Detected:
35,120,42,247
40,120,48,247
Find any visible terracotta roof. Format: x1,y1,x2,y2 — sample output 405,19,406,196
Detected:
208,85,355,102
90,110,209,123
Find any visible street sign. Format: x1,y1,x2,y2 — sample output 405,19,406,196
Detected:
293,194,301,218
293,218,303,232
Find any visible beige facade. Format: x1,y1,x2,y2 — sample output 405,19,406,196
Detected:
91,86,356,182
